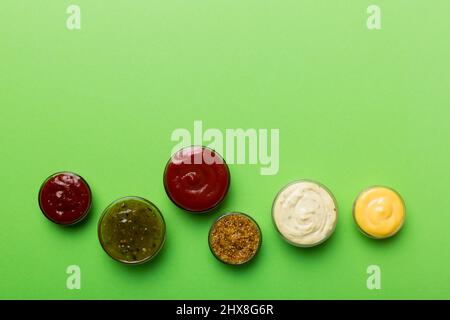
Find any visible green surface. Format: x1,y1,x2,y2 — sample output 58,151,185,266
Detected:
1,0,449,299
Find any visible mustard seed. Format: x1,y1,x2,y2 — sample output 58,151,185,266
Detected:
209,213,261,265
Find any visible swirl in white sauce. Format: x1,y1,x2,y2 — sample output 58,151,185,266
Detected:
273,181,337,246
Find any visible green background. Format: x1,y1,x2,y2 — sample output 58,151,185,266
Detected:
1,0,449,299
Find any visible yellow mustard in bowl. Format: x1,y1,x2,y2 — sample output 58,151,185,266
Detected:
353,186,405,239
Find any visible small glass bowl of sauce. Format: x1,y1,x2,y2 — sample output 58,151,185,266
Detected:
98,197,166,264
38,171,92,226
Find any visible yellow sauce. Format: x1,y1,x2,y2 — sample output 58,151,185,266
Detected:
354,187,405,238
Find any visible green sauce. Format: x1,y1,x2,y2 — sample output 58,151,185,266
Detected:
98,197,165,264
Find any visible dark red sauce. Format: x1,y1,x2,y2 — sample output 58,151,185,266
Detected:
164,146,230,212
39,172,92,225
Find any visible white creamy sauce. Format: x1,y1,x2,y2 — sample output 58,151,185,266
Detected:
273,181,337,246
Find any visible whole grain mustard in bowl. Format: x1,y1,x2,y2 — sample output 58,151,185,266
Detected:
208,212,262,265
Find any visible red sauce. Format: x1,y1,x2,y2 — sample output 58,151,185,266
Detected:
39,172,92,225
164,146,230,212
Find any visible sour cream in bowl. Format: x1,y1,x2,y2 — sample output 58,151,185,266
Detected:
272,180,338,247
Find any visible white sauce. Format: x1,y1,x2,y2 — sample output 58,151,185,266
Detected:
273,181,337,246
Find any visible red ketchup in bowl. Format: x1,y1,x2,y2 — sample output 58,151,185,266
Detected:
163,146,230,213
